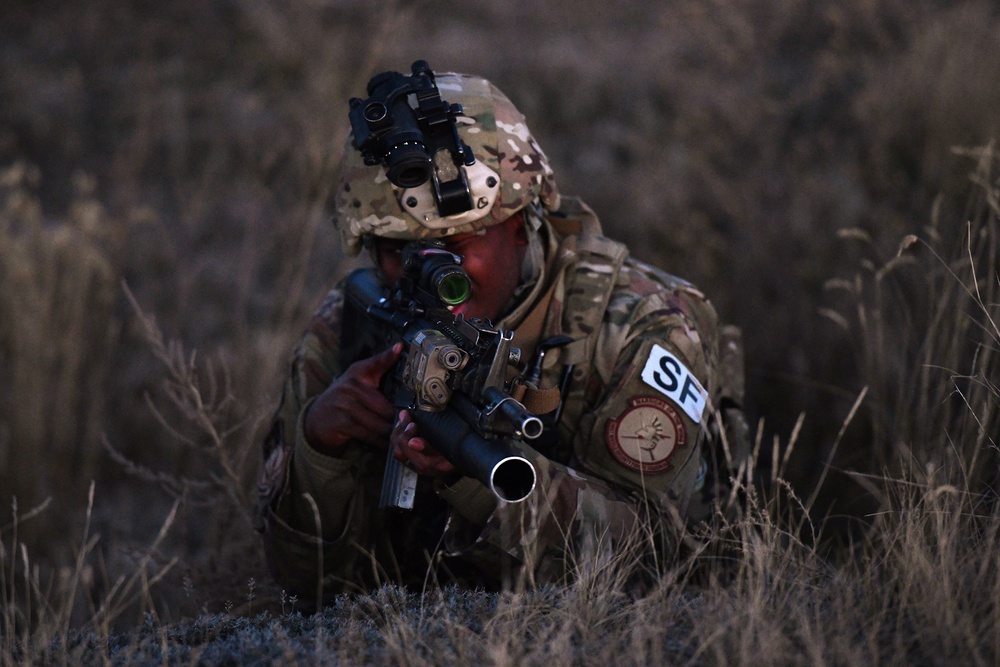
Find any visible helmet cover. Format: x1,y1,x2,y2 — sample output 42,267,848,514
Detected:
334,71,560,255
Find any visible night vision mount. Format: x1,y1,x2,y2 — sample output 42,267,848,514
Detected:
349,60,482,219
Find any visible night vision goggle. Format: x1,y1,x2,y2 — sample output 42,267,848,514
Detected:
348,60,499,226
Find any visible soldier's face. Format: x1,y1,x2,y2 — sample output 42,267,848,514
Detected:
375,212,528,323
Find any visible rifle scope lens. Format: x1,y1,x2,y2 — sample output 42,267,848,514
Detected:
435,271,472,306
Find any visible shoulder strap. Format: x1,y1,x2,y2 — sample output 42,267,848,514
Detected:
547,198,629,441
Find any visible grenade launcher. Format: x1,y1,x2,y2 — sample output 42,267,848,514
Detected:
341,240,540,510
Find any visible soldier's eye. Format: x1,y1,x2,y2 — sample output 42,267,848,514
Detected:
377,241,405,256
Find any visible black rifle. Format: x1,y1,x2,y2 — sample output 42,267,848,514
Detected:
341,241,540,509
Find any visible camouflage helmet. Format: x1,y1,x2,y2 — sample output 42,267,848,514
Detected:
334,71,561,256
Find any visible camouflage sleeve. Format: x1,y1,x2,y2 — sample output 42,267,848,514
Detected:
567,262,720,516
435,262,718,584
253,287,383,596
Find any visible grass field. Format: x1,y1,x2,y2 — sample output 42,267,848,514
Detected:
2,0,999,663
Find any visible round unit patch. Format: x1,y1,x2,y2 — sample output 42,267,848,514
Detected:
605,396,687,474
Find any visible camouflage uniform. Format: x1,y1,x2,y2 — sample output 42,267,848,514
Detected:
254,70,749,601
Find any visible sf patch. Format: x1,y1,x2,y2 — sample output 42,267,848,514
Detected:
605,396,687,474
640,343,707,422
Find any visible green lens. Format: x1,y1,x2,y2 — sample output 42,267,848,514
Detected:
437,272,471,306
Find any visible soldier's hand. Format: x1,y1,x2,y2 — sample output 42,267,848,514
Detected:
391,409,455,478
304,342,403,454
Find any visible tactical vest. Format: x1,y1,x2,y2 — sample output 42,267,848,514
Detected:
544,197,629,451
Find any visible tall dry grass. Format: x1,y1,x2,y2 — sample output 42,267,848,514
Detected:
822,143,1000,499
2,0,1000,663
0,164,119,522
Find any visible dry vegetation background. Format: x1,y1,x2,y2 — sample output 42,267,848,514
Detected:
2,0,1000,663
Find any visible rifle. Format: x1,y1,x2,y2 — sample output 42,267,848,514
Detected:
342,241,541,509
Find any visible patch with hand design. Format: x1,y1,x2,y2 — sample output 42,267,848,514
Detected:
605,396,687,474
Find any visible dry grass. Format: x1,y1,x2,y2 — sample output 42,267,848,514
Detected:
2,0,1000,663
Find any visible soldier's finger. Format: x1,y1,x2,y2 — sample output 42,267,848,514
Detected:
405,442,454,476
356,342,404,384
347,408,394,442
390,411,415,460
405,436,453,470
395,409,413,431
353,387,397,418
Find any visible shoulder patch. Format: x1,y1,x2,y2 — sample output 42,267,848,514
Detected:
640,344,707,422
605,396,687,474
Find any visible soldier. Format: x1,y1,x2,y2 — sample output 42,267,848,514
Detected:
254,63,749,601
